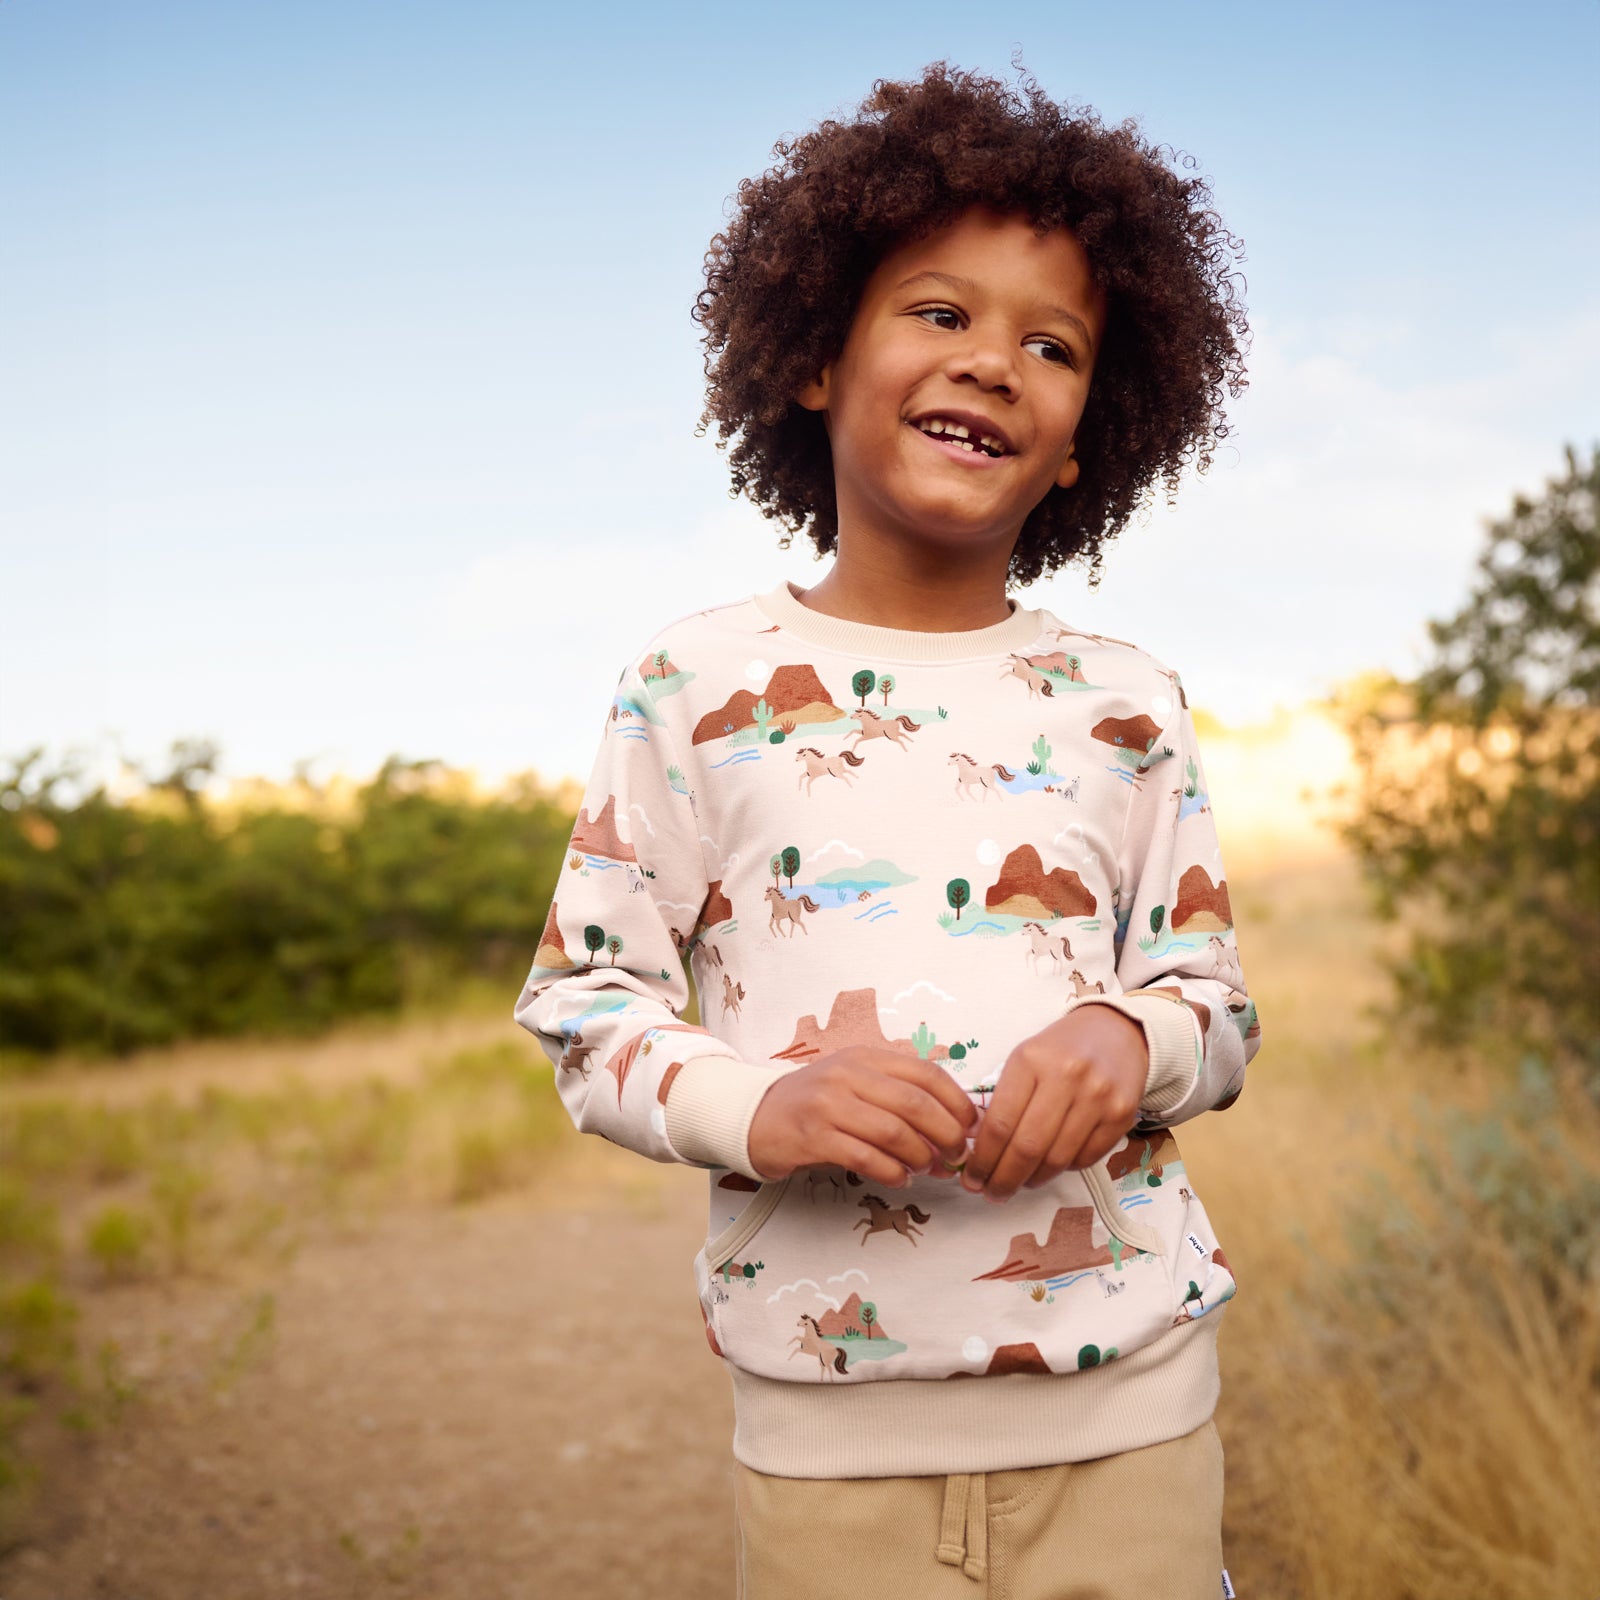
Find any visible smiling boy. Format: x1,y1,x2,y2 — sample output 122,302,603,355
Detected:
517,62,1258,1597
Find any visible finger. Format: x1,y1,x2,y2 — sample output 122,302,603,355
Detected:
982,1079,1070,1202
816,1130,917,1190
963,1069,1038,1191
834,1098,942,1179
1066,1116,1138,1174
853,1072,974,1164
1025,1115,1113,1189
873,1053,981,1138
1052,1094,1120,1174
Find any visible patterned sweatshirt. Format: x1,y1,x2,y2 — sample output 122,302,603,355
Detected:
515,579,1262,1478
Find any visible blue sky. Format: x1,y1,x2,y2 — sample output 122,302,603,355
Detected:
2,0,1596,791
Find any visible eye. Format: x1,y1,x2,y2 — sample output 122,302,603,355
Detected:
1023,335,1075,368
914,305,963,331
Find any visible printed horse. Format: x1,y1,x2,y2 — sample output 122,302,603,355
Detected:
721,973,746,1017
805,1170,854,1202
848,707,922,750
765,884,820,937
949,752,1016,801
1068,970,1105,997
557,1029,594,1079
1208,935,1245,988
789,1313,848,1378
794,745,865,794
855,1194,931,1246
1022,920,1072,972
1001,654,1057,698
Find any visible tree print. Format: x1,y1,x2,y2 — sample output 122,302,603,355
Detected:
1151,905,1165,939
780,845,800,887
860,1302,877,1339
606,934,623,965
946,878,971,921
878,674,895,706
769,853,783,889
584,924,606,961
652,649,668,679
852,668,876,706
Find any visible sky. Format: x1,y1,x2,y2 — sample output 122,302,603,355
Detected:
2,0,1597,794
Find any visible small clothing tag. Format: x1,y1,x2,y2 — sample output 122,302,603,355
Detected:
1221,1569,1236,1598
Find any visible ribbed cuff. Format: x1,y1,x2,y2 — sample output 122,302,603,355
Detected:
663,1055,799,1180
1067,992,1201,1115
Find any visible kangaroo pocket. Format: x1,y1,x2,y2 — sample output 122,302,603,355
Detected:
695,1152,1233,1385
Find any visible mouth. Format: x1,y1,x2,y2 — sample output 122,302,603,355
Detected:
905,414,1015,465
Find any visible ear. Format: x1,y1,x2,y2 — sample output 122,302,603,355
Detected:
795,365,832,412
1054,442,1080,490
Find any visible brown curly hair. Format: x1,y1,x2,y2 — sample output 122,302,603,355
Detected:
693,62,1250,588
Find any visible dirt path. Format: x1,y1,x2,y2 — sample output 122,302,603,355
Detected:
0,1146,739,1599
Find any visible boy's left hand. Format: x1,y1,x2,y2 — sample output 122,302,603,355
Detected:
960,1007,1150,1202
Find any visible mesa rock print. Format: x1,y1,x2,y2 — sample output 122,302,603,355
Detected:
515,587,1261,1396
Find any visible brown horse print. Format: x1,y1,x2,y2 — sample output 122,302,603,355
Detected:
847,706,922,750
789,1313,849,1378
854,1195,931,1245
794,746,866,794
949,752,1016,800
765,884,820,937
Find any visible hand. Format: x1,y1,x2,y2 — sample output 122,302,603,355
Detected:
961,1007,1149,1203
748,1046,979,1187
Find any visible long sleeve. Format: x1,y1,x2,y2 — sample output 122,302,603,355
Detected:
513,655,791,1175
1069,685,1262,1126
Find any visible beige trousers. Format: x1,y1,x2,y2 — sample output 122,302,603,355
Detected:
733,1417,1225,1600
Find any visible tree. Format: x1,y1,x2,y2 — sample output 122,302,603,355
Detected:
652,649,668,679
1338,443,1600,1085
852,669,876,706
584,925,606,962
605,934,623,965
769,853,782,890
780,845,800,886
860,1301,877,1338
878,674,895,706
946,878,970,921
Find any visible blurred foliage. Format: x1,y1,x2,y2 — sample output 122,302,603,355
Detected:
0,743,575,1057
1336,443,1600,1086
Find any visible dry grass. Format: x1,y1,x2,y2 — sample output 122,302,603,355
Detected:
1187,777,1600,1598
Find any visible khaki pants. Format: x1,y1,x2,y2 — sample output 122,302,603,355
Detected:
733,1417,1224,1599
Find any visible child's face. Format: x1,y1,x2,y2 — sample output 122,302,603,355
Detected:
797,205,1108,567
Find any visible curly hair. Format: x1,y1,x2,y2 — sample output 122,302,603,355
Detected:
692,62,1249,588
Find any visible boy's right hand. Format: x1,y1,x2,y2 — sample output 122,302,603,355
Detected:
747,1047,977,1186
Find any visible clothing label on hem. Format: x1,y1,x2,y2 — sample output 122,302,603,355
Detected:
1221,1569,1236,1598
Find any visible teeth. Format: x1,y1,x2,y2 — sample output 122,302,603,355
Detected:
916,417,1006,456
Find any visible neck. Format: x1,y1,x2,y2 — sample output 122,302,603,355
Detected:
796,539,1016,633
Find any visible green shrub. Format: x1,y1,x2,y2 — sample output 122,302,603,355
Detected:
85,1205,154,1281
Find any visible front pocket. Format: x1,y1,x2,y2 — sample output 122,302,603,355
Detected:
699,1176,791,1279
1080,1160,1164,1258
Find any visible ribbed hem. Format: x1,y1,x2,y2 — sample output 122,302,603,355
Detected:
1065,991,1200,1117
663,1055,800,1180
727,1313,1222,1477
753,580,1046,663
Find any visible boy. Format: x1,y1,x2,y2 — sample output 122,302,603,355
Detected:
516,61,1258,1597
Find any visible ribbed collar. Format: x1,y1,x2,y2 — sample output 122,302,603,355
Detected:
754,580,1045,663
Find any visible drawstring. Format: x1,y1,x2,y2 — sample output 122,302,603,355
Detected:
935,1471,989,1581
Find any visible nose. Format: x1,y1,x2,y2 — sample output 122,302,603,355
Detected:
945,319,1020,395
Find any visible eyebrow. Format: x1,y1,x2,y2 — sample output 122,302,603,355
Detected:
893,270,1094,348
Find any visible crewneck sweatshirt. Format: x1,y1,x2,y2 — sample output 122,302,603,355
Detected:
515,580,1262,1478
